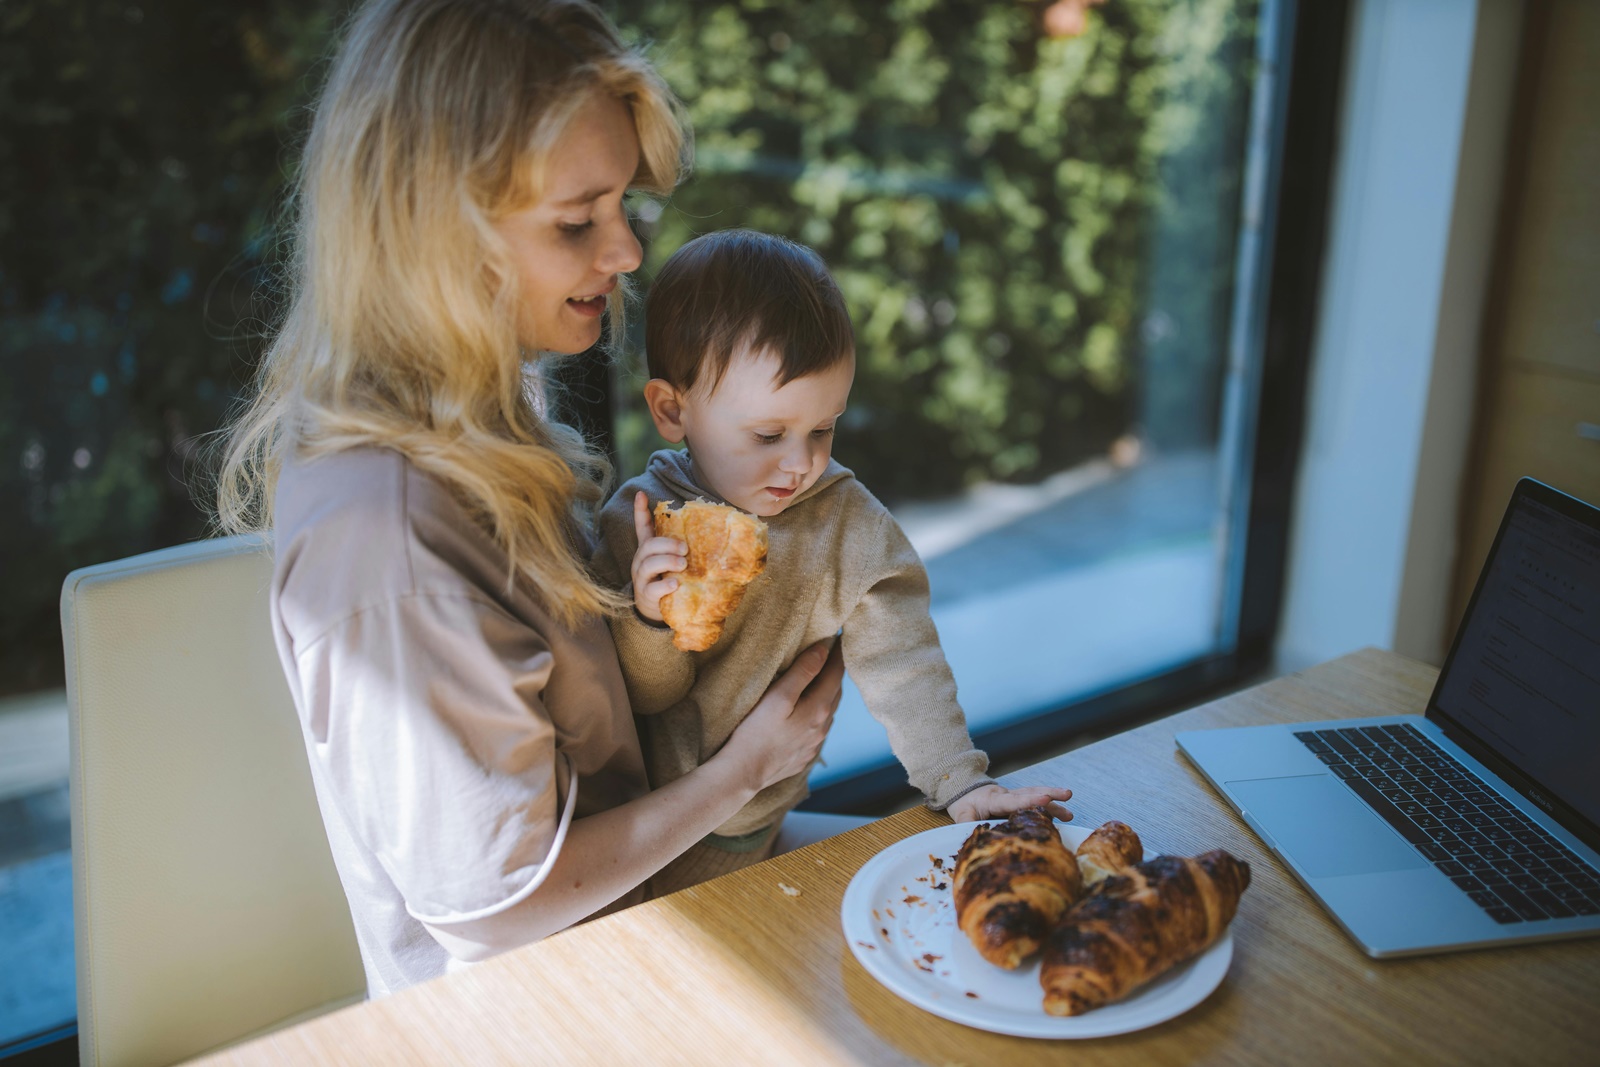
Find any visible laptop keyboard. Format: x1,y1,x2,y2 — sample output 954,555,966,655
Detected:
1294,723,1600,925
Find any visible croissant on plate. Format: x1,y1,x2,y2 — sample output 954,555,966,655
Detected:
1075,820,1143,887
1040,849,1251,1016
953,809,1083,969
652,500,768,652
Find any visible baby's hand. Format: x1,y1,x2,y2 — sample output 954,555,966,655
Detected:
631,490,688,624
946,784,1074,824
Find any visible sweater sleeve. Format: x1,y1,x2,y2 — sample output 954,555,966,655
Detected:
592,484,697,716
841,508,994,810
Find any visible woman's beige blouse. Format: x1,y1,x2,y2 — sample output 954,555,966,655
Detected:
270,447,649,997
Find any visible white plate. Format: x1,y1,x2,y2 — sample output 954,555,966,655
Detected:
840,821,1233,1039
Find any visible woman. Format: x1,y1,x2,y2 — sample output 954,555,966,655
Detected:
216,0,844,997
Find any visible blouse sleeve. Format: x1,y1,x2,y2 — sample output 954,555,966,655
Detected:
290,589,574,932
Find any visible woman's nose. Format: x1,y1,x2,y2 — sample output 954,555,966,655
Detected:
598,215,643,276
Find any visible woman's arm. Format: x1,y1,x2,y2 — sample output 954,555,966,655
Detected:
422,639,844,960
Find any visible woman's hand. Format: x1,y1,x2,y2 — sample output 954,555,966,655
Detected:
462,640,842,956
717,638,846,793
946,784,1074,824
630,490,687,623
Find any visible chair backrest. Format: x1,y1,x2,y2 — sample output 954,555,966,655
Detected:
62,534,365,1067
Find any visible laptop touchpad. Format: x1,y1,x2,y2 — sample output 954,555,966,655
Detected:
1226,774,1430,878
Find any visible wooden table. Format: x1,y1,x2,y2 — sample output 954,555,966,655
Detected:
197,649,1600,1066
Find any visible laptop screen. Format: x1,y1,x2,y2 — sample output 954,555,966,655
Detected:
1431,485,1600,831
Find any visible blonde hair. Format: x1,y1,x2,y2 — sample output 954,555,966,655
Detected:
217,0,688,626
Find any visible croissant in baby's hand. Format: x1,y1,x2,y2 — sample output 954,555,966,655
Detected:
953,808,1082,969
653,500,768,652
1040,849,1250,1016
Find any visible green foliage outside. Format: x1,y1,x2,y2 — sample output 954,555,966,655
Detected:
0,0,1257,696
1,0,335,694
608,0,1259,498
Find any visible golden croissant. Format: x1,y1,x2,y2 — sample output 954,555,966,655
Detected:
1040,849,1251,1016
1075,820,1143,887
653,500,768,652
952,808,1083,969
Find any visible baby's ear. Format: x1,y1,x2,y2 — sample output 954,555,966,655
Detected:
643,379,688,444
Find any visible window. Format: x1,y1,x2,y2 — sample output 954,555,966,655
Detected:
597,0,1343,805
0,0,1347,1054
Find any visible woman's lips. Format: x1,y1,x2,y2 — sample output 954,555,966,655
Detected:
567,294,607,318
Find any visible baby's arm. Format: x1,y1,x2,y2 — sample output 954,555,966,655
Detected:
843,510,1072,822
593,485,697,715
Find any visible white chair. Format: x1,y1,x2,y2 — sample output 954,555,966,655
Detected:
61,534,365,1067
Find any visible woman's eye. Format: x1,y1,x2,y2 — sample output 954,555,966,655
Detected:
755,432,784,445
558,221,594,236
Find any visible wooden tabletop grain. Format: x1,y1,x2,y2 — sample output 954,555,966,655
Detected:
195,649,1600,1066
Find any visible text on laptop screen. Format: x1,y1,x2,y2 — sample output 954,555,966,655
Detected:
1434,495,1600,829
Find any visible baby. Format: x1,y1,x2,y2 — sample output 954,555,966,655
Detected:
593,229,1071,895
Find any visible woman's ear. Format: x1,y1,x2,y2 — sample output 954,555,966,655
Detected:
643,379,688,444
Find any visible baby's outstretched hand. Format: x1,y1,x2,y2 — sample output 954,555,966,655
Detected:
946,783,1073,824
630,490,688,624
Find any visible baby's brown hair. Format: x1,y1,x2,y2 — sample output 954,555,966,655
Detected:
645,229,855,394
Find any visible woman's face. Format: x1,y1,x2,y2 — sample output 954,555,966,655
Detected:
494,94,644,354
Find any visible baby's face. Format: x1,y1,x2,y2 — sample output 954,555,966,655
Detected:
678,346,855,517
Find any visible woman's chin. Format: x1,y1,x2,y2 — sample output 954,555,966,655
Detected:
537,328,603,356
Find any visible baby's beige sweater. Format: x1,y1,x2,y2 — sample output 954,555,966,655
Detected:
593,449,993,838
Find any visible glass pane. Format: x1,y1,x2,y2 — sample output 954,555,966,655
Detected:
608,0,1271,785
1,3,336,1044
1,5,1283,1040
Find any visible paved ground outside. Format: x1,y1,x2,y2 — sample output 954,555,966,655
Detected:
0,784,73,1048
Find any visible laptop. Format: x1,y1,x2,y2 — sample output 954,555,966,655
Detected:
1177,477,1600,957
